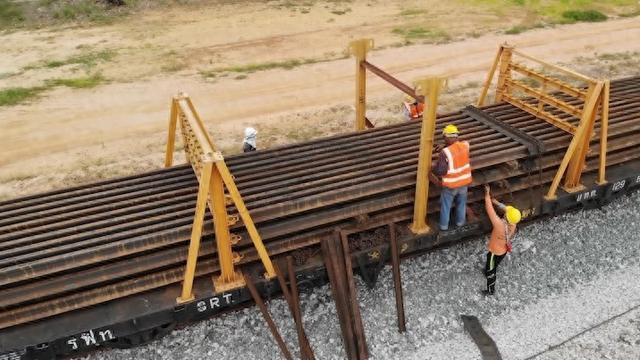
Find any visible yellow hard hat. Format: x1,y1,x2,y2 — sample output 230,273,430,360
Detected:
405,95,416,103
505,206,522,225
443,124,459,137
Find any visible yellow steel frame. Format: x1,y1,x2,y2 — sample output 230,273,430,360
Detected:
165,94,276,303
410,77,446,234
348,38,447,233
477,44,610,199
349,38,374,131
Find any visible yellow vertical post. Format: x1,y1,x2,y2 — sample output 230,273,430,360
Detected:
165,98,179,168
597,80,610,185
349,39,374,131
410,76,446,234
477,45,504,107
177,159,214,304
546,81,604,200
494,45,513,103
563,82,600,191
210,153,244,292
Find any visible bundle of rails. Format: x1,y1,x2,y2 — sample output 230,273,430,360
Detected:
1,44,640,360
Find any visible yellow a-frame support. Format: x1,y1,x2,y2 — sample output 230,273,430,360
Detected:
478,44,610,199
165,93,276,303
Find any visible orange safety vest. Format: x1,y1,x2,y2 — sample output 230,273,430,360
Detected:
488,220,516,255
441,141,472,188
403,102,425,119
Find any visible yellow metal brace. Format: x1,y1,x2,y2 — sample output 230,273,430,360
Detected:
410,76,447,234
164,94,276,303
545,81,605,199
477,45,504,107
597,80,610,185
494,44,513,104
349,39,374,131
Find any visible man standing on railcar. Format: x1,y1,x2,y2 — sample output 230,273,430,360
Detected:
432,124,472,231
483,184,521,295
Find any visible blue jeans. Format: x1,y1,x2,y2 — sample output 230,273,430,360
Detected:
439,186,468,230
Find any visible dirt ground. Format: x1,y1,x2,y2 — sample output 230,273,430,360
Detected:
1,1,639,200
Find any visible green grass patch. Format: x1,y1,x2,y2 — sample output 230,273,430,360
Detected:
0,0,138,30
0,87,48,106
227,59,305,72
50,0,109,22
505,25,528,34
391,27,450,42
43,49,117,69
504,23,544,35
202,57,325,79
561,9,607,22
46,74,106,89
0,0,25,28
458,0,634,24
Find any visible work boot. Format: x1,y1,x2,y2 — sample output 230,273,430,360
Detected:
481,289,494,296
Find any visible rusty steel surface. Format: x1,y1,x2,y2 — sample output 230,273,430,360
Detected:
0,77,639,344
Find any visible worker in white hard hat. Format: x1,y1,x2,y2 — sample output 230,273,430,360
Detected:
243,127,257,153
432,124,472,231
483,184,522,295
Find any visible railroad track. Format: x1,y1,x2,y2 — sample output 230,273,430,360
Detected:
0,76,639,359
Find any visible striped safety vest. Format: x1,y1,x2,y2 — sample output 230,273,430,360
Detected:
442,141,472,188
403,102,425,119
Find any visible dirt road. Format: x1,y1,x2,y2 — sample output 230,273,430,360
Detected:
0,9,639,197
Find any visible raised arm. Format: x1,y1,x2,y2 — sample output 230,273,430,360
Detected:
484,185,502,227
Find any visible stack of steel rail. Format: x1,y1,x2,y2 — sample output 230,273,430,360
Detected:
1,76,639,357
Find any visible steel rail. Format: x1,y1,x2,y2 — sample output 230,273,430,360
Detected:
0,77,637,332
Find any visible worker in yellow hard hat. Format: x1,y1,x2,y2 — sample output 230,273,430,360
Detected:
432,124,473,231
482,184,522,295
401,94,425,121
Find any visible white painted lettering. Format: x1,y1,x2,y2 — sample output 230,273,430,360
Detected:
209,297,220,308
577,190,597,202
98,330,114,342
196,301,207,312
67,338,78,350
80,330,97,346
222,293,232,304
613,180,626,192
0,352,23,360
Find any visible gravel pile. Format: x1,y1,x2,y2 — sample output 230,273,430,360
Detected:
83,191,640,360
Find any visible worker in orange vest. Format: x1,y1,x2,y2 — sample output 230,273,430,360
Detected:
402,96,425,121
483,184,522,295
432,124,472,230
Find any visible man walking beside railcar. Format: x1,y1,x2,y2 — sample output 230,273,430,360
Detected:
432,124,472,231
483,184,521,295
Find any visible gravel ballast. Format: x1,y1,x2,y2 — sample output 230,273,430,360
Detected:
80,191,640,360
